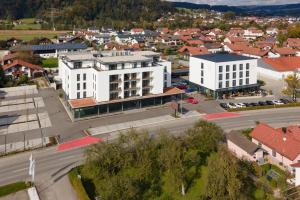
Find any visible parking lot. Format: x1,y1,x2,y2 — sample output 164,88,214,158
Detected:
219,98,292,110
0,86,52,154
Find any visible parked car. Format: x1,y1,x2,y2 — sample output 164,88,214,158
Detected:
258,101,267,106
185,97,194,103
280,98,290,104
220,103,229,109
176,85,188,90
272,100,284,105
265,100,274,105
250,102,259,107
228,102,237,109
191,99,199,104
236,103,246,108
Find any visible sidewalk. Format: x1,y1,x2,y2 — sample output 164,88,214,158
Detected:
87,110,203,136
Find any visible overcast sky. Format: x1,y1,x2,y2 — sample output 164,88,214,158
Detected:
167,0,300,6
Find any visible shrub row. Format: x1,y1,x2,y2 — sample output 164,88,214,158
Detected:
68,168,90,200
0,181,30,197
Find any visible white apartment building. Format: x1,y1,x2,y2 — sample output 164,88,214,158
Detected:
189,54,258,99
58,50,180,120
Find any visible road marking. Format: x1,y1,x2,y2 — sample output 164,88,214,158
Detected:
12,168,27,173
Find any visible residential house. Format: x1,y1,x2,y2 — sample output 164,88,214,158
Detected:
178,46,210,60
257,57,300,79
268,47,297,58
251,123,300,172
227,131,263,162
2,59,43,78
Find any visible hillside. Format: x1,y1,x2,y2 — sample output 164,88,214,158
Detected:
0,0,174,28
172,2,300,17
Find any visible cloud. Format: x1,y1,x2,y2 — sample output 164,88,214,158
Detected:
166,0,300,6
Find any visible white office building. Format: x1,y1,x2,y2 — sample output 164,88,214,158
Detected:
58,50,182,119
189,53,258,99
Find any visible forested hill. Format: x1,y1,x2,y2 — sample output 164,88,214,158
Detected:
0,0,174,28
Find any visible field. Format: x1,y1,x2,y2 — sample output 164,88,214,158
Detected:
13,18,41,30
0,30,69,41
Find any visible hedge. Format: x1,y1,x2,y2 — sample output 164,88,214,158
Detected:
0,181,30,197
227,102,300,112
68,168,90,200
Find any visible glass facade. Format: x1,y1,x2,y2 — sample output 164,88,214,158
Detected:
70,95,181,119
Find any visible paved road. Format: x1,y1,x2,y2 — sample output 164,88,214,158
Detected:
0,107,300,187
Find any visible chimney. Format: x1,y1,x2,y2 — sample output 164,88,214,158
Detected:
282,127,287,142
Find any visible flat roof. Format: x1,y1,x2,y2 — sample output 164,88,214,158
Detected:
192,53,256,62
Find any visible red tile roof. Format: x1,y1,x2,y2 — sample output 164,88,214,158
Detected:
2,59,43,71
251,123,300,160
187,40,204,46
262,57,300,72
287,38,300,48
69,98,97,109
272,47,297,56
178,46,210,56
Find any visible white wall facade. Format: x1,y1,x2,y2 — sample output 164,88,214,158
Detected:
189,56,257,91
59,51,171,102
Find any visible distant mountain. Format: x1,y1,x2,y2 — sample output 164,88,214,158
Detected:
172,2,300,16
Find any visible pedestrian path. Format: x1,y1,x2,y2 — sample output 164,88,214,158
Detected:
88,110,203,136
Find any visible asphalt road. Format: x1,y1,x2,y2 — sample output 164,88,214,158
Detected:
0,107,300,187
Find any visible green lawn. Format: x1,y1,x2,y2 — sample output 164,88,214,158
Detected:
42,58,58,68
0,182,30,197
0,30,68,41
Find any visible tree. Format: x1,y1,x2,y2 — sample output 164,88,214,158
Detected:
159,134,190,196
277,32,288,47
223,11,235,20
204,146,249,200
282,72,300,102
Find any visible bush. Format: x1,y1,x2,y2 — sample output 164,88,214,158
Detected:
42,58,58,68
0,182,30,197
68,168,90,200
228,102,300,112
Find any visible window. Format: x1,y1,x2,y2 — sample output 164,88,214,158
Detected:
77,83,80,90
164,74,167,80
246,63,250,70
164,67,167,73
246,71,250,77
233,64,236,71
201,63,204,69
83,91,86,98
201,78,204,84
239,71,243,78
83,73,86,81
226,81,229,87
74,62,82,69
239,79,243,85
109,64,117,70
219,74,223,80
133,63,137,68
246,78,249,84
226,65,230,72
226,73,229,80
83,82,86,90
272,150,276,157
77,92,80,99
201,71,204,76
122,63,125,69
218,66,223,73
218,82,222,89
232,80,236,86
233,72,236,79
77,74,80,81
239,64,243,70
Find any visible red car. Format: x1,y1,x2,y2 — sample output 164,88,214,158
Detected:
185,97,194,103
191,99,199,104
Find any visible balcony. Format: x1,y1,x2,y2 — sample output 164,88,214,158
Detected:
110,87,122,93
109,78,122,83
